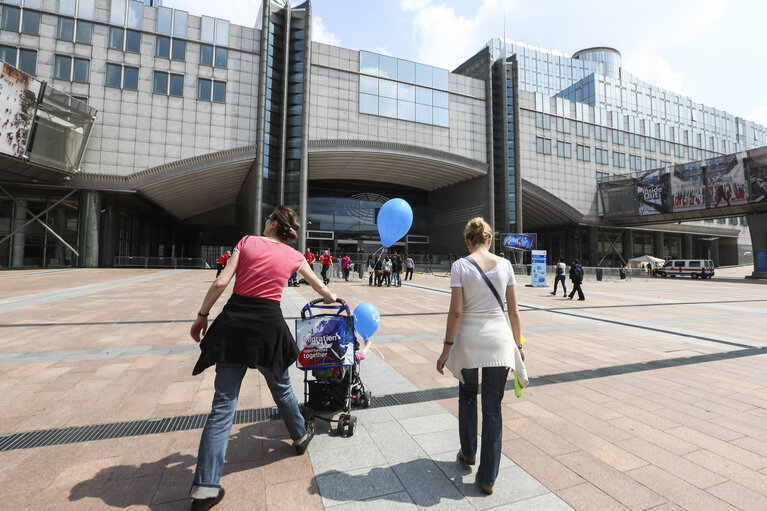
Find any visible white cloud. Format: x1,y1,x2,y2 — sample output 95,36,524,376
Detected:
622,53,688,96
747,106,767,127
403,0,513,70
312,16,341,46
374,46,393,56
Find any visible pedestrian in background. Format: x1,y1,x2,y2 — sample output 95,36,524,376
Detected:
319,250,332,284
215,250,231,278
393,255,403,287
404,255,414,280
550,257,567,297
568,259,585,300
382,255,392,286
341,254,352,281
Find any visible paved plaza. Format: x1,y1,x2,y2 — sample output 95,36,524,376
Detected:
1,266,767,510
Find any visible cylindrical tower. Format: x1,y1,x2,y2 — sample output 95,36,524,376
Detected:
572,47,621,78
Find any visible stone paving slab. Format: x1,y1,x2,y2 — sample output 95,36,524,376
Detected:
0,267,766,509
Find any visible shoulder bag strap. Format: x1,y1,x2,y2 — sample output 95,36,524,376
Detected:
464,257,505,311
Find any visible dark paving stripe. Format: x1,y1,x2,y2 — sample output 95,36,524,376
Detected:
3,346,766,452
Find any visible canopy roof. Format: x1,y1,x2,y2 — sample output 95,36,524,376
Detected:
626,255,665,268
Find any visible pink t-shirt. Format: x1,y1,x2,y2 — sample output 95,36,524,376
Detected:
232,236,305,301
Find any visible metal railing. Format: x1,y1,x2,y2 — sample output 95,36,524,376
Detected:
114,256,208,269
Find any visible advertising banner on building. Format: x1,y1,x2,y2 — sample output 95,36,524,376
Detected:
636,168,671,215
295,315,355,369
531,250,547,287
0,63,40,159
747,147,767,203
671,161,706,211
705,153,748,208
502,233,535,251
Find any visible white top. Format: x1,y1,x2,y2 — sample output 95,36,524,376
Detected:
556,262,566,274
383,260,392,272
450,257,516,313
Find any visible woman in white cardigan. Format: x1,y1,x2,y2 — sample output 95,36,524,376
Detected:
436,217,526,495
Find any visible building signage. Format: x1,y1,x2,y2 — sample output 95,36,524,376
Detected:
0,63,41,159
636,168,671,215
502,233,535,251
705,153,748,208
531,250,547,287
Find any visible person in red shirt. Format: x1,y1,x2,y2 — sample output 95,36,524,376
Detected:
319,250,333,284
341,254,352,281
215,250,231,277
188,206,335,509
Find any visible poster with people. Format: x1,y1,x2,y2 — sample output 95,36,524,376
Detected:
295,315,355,369
636,168,671,215
0,63,40,159
705,153,748,208
502,233,535,251
747,147,767,203
671,161,706,211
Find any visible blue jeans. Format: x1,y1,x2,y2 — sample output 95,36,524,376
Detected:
459,366,509,487
394,271,401,286
190,363,306,498
554,274,566,294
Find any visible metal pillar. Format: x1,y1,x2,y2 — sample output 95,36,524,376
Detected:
748,212,767,278
682,234,693,259
588,227,598,266
11,199,26,267
653,231,665,259
622,229,634,262
82,190,101,268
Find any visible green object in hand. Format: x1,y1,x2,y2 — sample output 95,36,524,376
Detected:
514,373,523,398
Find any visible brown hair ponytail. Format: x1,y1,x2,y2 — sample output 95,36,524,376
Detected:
269,205,300,242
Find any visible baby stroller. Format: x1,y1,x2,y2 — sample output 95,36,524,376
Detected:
295,298,372,437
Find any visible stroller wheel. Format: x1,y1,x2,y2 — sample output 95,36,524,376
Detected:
363,391,372,408
348,416,357,437
335,414,347,436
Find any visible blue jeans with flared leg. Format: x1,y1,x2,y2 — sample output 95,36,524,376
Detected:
459,366,509,487
190,363,306,498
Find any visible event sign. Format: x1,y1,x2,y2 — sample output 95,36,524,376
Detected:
705,153,748,208
747,147,767,203
0,63,41,159
295,316,355,369
531,250,547,287
502,233,535,251
671,161,706,211
636,168,671,215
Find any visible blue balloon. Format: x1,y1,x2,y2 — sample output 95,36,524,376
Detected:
377,198,413,248
353,302,380,339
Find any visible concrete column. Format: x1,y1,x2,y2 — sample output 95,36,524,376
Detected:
622,229,634,262
588,227,598,266
11,199,27,267
653,231,665,259
82,191,100,268
682,234,693,259
748,212,767,278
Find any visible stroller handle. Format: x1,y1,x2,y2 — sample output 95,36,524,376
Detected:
300,297,350,319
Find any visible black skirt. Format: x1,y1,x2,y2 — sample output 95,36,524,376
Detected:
192,294,299,376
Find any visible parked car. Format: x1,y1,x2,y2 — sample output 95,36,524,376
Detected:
657,259,715,279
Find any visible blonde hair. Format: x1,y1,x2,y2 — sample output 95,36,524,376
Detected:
464,217,493,246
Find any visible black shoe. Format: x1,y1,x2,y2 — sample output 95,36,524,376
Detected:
458,450,475,466
294,422,315,455
479,481,493,495
190,488,225,511
578,298,585,301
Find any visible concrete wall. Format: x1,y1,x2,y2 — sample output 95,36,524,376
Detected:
308,42,488,163
427,176,490,255
1,0,262,176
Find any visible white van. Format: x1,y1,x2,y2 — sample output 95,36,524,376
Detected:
657,259,715,279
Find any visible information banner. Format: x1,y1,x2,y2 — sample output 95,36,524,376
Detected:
295,315,355,369
671,161,706,211
0,63,40,158
502,233,535,251
636,168,671,215
705,153,748,208
531,250,547,287
748,147,767,203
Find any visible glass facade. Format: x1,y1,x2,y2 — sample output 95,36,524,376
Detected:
359,50,449,127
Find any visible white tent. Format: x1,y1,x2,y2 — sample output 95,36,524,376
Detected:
626,255,665,268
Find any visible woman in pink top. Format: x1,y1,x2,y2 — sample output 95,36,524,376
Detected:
188,206,335,510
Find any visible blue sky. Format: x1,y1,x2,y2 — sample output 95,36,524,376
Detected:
166,0,767,126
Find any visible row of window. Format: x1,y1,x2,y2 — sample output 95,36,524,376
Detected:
0,45,36,75
536,137,672,171
536,113,716,159
1,4,39,35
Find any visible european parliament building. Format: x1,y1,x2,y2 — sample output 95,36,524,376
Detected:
0,0,765,272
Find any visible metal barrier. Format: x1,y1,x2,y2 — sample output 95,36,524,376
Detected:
114,257,208,269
